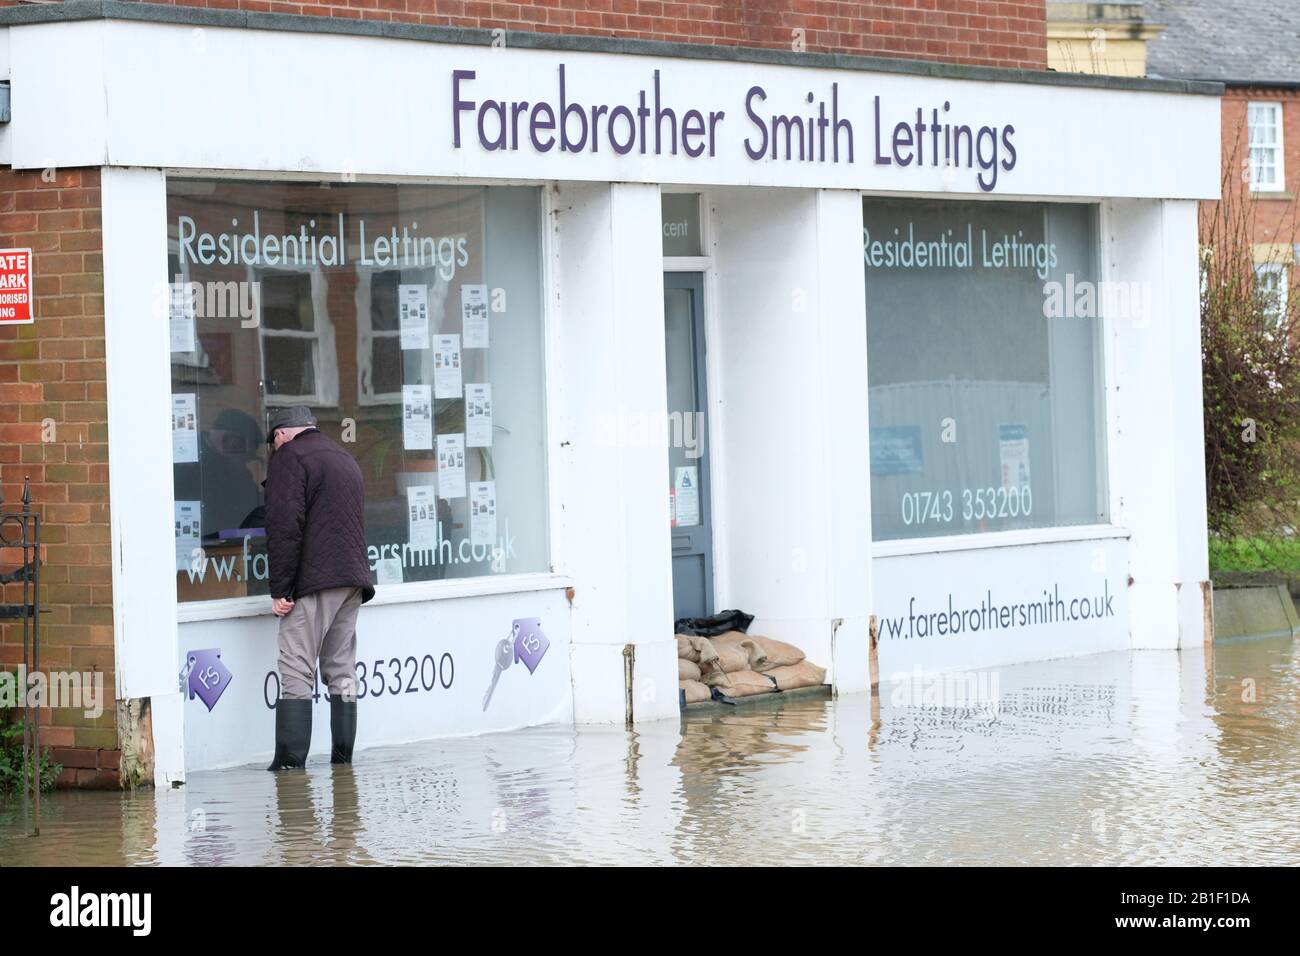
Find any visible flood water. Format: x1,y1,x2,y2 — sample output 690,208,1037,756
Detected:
3,639,1298,866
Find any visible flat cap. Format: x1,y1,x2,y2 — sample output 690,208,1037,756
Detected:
266,406,316,443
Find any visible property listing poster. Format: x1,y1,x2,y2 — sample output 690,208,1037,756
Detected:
465,383,493,447
461,284,489,348
437,433,467,499
402,384,433,450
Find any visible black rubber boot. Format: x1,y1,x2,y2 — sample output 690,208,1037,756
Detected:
267,699,312,771
329,696,357,764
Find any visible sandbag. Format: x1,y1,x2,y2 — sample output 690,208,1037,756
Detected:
677,635,698,662
708,630,750,645
710,633,772,672
699,659,732,687
690,637,719,665
749,636,806,670
679,679,712,704
678,658,702,682
713,641,752,673
674,609,754,637
766,661,826,691
717,634,806,671
714,669,777,698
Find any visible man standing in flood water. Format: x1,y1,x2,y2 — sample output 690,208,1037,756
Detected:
264,406,375,770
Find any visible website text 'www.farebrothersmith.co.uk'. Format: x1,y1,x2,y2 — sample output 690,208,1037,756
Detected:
880,582,1117,641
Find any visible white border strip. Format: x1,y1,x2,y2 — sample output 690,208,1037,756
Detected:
178,572,575,623
872,524,1130,559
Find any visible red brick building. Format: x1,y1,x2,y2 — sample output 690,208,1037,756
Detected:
1148,0,1300,320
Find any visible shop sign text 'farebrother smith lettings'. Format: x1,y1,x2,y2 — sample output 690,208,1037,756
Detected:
451,66,1019,192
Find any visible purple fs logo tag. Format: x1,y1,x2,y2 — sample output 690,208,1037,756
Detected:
512,619,549,674
186,648,233,711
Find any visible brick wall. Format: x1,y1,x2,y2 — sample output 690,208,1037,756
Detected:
16,0,1048,69
0,168,119,790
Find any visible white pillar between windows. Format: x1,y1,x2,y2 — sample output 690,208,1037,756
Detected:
709,186,872,692
1108,198,1208,649
102,166,185,783
554,181,677,723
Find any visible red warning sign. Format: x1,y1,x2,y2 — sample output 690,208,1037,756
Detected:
0,248,33,325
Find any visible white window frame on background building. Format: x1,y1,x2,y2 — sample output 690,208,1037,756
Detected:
1248,102,1285,193
353,250,465,407
354,267,406,407
251,263,339,408
1254,261,1289,327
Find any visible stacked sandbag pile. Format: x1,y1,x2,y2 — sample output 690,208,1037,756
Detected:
676,630,826,704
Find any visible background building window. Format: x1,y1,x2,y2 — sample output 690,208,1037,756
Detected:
1254,261,1289,327
167,180,549,603
864,198,1108,541
1248,102,1284,192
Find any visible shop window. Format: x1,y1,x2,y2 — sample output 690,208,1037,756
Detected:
864,198,1108,541
1248,102,1284,192
167,180,549,604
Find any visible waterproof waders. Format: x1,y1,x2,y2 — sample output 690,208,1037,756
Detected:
267,698,312,771
330,697,357,764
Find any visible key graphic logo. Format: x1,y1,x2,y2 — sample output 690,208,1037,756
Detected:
186,648,233,711
482,618,550,711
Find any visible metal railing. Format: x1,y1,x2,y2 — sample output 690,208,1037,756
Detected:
1,477,43,835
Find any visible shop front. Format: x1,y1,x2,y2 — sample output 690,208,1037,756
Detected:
0,6,1221,781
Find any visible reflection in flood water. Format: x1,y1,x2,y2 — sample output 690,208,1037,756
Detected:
3,641,1298,865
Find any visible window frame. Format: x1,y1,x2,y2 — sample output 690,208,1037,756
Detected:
165,175,559,618
1248,101,1285,193
250,262,339,408
1254,261,1289,328
861,196,1113,548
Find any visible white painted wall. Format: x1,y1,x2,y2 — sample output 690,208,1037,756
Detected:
552,181,678,723
709,186,872,690
1163,201,1212,646
101,167,184,785
178,588,573,771
874,536,1131,675
1107,199,1207,649
8,20,1220,200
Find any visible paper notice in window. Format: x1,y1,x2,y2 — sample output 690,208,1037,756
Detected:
998,423,1030,489
437,433,467,499
461,284,489,348
169,283,196,353
399,283,430,350
406,484,439,550
175,500,201,573
402,384,433,450
470,481,497,548
674,466,700,527
375,557,403,586
434,334,462,398
465,383,493,448
171,393,198,464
